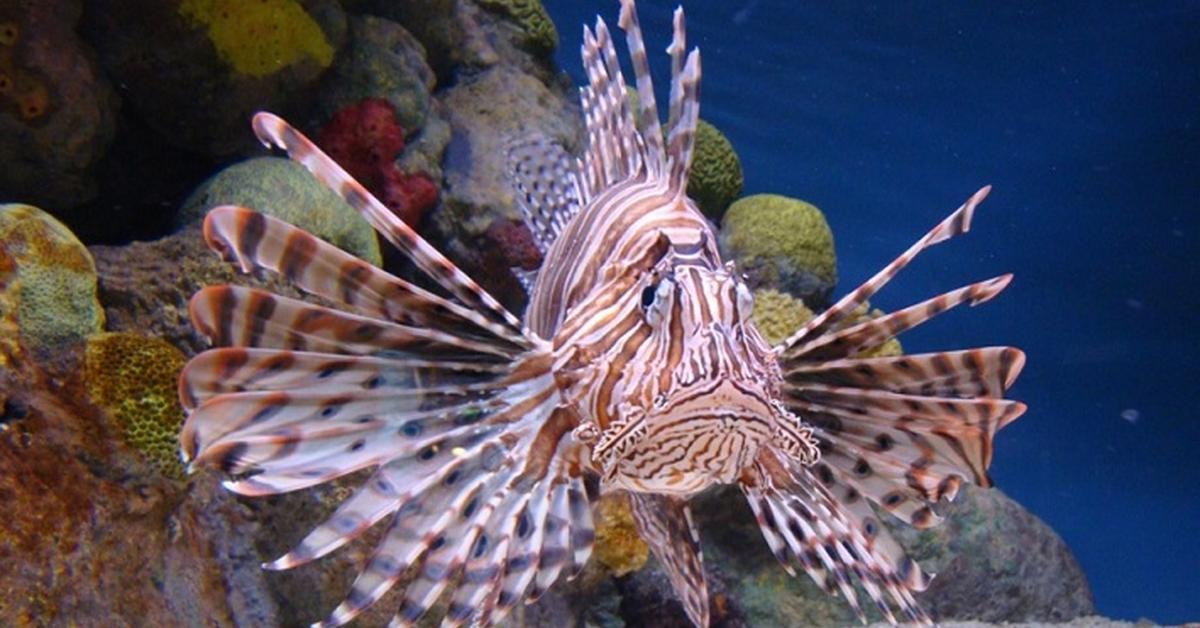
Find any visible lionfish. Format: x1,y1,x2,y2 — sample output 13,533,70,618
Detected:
178,1,1026,626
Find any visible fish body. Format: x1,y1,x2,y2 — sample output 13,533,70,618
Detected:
178,1,1026,626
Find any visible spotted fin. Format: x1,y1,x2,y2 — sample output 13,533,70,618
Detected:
743,449,932,625
628,492,710,628
505,134,584,256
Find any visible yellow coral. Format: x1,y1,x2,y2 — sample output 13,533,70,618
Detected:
592,493,650,576
85,332,188,479
179,0,334,77
750,288,814,346
749,288,902,357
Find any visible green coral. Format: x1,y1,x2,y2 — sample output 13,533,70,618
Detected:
180,156,383,266
478,0,559,54
84,332,188,478
750,288,813,346
0,204,104,363
688,119,744,221
718,194,837,309
179,0,334,77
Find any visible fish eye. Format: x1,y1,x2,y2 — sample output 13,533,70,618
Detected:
640,283,659,311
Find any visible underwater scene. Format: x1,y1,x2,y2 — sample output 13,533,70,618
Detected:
0,0,1195,626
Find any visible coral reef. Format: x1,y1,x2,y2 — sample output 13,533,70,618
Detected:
177,0,334,78
688,119,745,222
592,493,651,577
477,0,559,54
0,204,104,365
434,63,579,310
179,156,384,266
317,98,439,226
84,332,187,478
318,15,437,135
0,0,117,211
718,193,838,309
83,0,345,156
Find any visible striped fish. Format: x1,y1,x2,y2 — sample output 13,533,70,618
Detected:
178,1,1026,626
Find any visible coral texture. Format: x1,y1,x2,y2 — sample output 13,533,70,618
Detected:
750,288,815,346
719,194,837,309
180,156,383,266
177,0,334,77
317,98,439,226
84,332,187,478
0,204,104,364
749,287,902,356
477,0,558,54
688,119,744,221
592,493,650,577
0,0,118,210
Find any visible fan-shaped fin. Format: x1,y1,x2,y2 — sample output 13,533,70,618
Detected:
505,134,584,255
203,205,529,350
743,449,933,626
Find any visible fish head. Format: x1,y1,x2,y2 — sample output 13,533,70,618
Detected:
589,255,820,495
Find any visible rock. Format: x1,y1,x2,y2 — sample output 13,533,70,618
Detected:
433,64,580,310
89,223,311,356
0,361,279,626
0,0,118,211
179,156,383,266
82,0,346,157
887,484,1095,623
476,0,559,55
718,194,837,309
317,15,437,136
0,203,104,365
684,483,1094,626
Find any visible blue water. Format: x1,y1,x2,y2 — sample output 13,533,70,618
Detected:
548,1,1199,623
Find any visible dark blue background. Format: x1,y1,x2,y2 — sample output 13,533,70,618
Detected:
547,1,1199,623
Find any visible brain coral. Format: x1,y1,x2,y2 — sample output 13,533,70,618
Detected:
84,332,187,478
178,0,334,77
688,119,744,221
478,0,559,54
718,194,837,309
749,287,902,357
180,156,383,266
750,288,814,346
0,204,104,363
